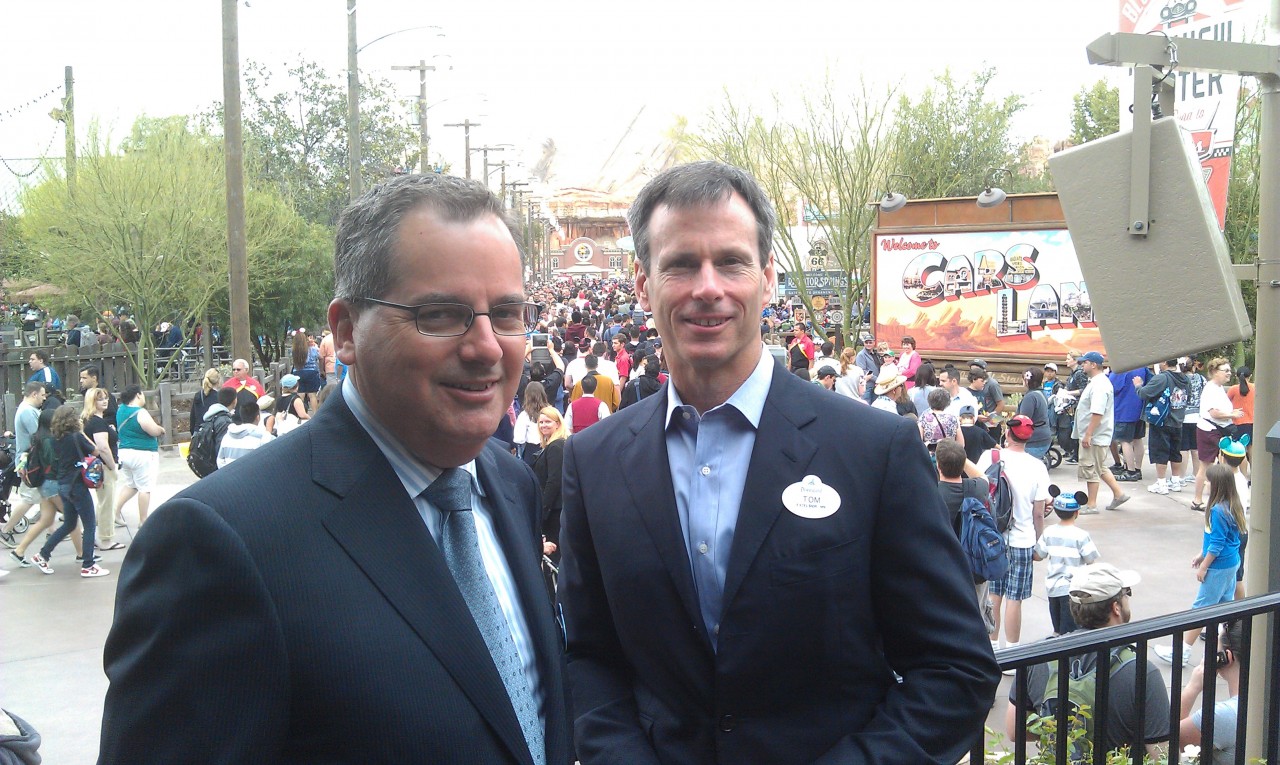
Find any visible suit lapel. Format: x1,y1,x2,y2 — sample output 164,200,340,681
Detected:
314,393,533,765
618,391,708,646
721,367,819,612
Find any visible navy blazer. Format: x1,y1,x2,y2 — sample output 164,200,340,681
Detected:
560,362,1000,765
99,387,573,765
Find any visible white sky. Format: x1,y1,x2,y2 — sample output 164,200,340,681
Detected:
1,0,1138,210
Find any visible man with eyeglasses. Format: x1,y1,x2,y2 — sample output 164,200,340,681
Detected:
100,174,573,765
1006,563,1170,760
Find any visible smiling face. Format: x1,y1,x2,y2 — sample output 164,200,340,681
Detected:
635,193,774,408
537,413,558,438
331,207,525,468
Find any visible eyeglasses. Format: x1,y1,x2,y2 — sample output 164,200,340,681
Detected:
1217,366,1232,372
1121,587,1132,597
358,298,533,337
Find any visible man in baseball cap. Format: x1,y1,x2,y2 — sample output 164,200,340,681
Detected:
1006,562,1171,758
1074,350,1130,513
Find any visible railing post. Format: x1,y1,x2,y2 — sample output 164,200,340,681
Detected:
1248,419,1280,761
2,393,15,433
157,381,172,446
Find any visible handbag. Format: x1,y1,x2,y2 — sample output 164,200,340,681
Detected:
80,455,105,489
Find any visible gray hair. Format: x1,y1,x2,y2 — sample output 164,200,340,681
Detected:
334,174,516,302
627,161,776,273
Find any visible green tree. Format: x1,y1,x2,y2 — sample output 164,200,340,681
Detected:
19,117,311,384
204,60,417,226
0,211,34,291
891,68,1042,197
1068,80,1121,145
1223,85,1260,367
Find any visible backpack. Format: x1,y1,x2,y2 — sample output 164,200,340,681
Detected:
960,495,1008,583
17,437,54,488
1142,387,1171,426
984,449,1015,533
188,410,233,478
1038,645,1138,762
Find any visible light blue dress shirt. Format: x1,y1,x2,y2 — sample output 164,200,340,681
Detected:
344,380,545,726
665,346,774,649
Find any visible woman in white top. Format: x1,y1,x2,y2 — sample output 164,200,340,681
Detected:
514,381,550,466
1192,357,1243,511
834,348,867,402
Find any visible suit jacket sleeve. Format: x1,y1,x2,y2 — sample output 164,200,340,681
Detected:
813,417,1000,765
559,435,664,765
99,499,289,764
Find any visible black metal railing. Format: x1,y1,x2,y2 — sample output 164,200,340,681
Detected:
976,591,1280,764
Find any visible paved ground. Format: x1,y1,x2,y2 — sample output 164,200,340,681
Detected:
0,450,1233,763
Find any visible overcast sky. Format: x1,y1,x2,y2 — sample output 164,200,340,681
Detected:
0,0,1157,210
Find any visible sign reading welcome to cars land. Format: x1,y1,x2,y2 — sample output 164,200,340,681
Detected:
873,230,1105,358
1119,0,1265,229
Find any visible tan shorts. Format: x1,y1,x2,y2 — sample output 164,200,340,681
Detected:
1077,443,1112,482
118,449,159,491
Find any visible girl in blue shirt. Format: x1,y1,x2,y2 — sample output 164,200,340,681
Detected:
1155,462,1245,665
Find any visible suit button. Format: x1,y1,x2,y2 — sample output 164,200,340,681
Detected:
719,714,736,732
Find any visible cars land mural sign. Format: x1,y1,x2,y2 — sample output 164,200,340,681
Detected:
873,230,1105,358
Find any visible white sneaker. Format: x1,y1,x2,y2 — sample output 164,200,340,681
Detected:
80,564,110,578
1148,480,1169,495
1169,477,1183,492
1153,643,1190,666
1078,505,1100,515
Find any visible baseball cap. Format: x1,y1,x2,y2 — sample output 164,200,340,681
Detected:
1069,563,1141,604
1006,414,1035,441
816,365,838,379
969,358,988,369
1043,362,1058,371
280,373,300,389
1080,351,1106,365
958,405,977,420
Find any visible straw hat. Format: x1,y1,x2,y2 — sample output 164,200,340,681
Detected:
873,364,908,396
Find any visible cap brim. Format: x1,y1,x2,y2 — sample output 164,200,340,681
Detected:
1115,569,1141,588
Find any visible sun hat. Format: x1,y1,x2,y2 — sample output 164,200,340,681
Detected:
280,373,300,389
873,364,908,396
1069,562,1141,604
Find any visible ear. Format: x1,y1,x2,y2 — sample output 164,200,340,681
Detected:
635,267,651,312
329,299,358,367
761,254,777,310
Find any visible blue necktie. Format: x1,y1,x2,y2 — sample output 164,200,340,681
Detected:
425,468,545,765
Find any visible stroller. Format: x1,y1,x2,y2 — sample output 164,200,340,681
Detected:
0,434,27,535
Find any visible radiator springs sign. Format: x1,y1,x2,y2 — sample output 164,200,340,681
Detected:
873,230,1105,357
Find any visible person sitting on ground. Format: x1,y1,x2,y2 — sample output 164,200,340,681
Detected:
1179,619,1247,765
1005,563,1170,761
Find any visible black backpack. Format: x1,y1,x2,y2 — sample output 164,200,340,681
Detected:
18,435,55,488
984,448,1015,533
187,410,232,478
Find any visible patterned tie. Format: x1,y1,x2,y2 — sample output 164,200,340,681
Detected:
425,468,545,765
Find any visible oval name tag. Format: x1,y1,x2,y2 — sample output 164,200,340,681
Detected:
782,475,841,519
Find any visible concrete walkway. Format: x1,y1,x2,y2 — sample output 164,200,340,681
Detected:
0,452,1234,763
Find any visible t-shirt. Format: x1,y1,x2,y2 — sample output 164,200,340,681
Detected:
937,476,989,539
1191,697,1238,765
1010,646,1171,756
53,432,94,482
1226,384,1253,424
1032,523,1100,596
1198,381,1234,431
1016,389,1053,448
944,387,979,418
1184,373,1206,421
1110,368,1149,423
1075,374,1115,446
14,402,40,455
976,448,1049,548
961,424,996,464
84,414,120,463
979,376,1004,412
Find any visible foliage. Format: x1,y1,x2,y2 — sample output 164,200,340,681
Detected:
1223,85,1261,368
1069,80,1121,145
203,60,417,227
18,117,312,385
0,211,35,292
891,68,1049,197
688,77,898,345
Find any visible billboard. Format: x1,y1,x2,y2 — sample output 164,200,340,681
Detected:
873,230,1105,358
1119,0,1265,229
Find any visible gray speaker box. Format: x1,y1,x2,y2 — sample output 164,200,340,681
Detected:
1049,117,1252,371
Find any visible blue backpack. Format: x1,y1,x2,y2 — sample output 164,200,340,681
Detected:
1143,387,1172,426
960,495,1009,583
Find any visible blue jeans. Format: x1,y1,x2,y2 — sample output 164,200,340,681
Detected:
1025,443,1050,459
41,477,95,565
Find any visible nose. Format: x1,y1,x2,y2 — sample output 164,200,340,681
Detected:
689,260,726,303
458,313,505,366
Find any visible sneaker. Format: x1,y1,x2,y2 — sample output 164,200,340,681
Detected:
1153,643,1190,666
0,531,16,549
1110,462,1125,473
1106,494,1131,511
80,564,110,578
1116,469,1141,482
1064,456,1078,465
1169,477,1183,492
30,553,54,575
1147,480,1169,495
1078,505,1100,515
9,550,31,567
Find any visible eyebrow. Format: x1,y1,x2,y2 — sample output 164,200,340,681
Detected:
401,293,526,306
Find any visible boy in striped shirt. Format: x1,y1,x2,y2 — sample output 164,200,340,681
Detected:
1033,487,1101,635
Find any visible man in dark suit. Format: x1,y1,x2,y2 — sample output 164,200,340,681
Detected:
559,162,1000,765
99,174,572,765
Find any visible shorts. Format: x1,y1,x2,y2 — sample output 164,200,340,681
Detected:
1114,420,1145,442
1077,443,1112,482
15,482,41,504
1181,421,1200,452
988,545,1034,601
1147,424,1183,465
1235,423,1253,444
118,448,159,492
1191,566,1237,609
1196,427,1222,464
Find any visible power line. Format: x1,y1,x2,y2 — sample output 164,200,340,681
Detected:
0,125,62,178
0,84,62,123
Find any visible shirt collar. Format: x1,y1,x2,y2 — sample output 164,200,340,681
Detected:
343,378,481,499
665,344,774,429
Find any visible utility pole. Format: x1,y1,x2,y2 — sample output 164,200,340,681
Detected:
62,66,75,197
444,119,480,178
471,145,505,189
222,0,251,364
392,60,436,173
346,0,361,200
